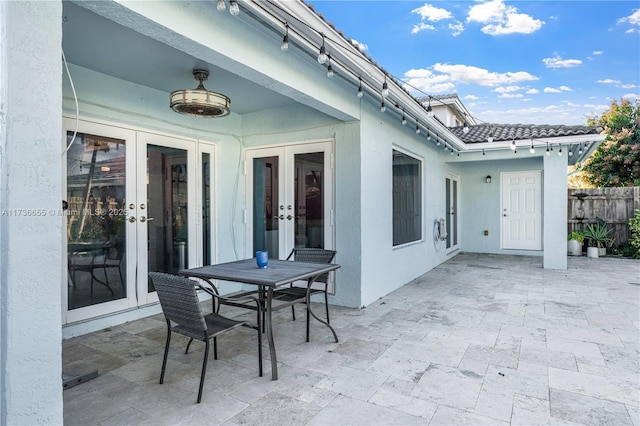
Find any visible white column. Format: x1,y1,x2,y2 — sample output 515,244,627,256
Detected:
0,1,63,424
543,151,568,269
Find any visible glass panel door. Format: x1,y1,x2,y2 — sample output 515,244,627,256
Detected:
64,121,201,323
136,133,196,305
246,141,334,260
64,120,138,323
445,174,459,251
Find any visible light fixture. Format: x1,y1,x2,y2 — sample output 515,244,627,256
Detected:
170,69,230,118
529,139,535,154
487,128,494,143
510,138,516,150
558,145,563,156
463,121,469,134
217,0,226,12
486,175,491,183
426,98,434,117
457,152,460,157
450,150,454,156
514,148,517,155
427,130,432,141
357,78,363,98
482,149,486,156
281,24,289,51
578,144,583,155
569,147,573,156
382,75,389,97
546,142,550,156
436,137,441,147
317,35,327,64
380,98,386,113
401,110,406,125
415,121,420,134
229,0,239,16
326,55,333,78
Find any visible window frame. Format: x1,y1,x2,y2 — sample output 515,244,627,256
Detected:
391,147,423,247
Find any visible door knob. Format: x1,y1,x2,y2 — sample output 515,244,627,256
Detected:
128,216,136,223
287,215,293,220
503,214,508,217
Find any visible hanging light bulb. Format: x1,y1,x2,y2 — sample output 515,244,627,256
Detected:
326,56,333,78
229,0,240,16
569,147,573,156
217,0,226,12
546,143,550,156
281,24,289,51
463,121,469,134
487,128,494,143
415,121,420,134
382,75,389,97
514,148,517,155
357,78,363,98
436,137,441,147
427,98,434,117
427,130,432,141
450,150,454,156
558,145,563,156
578,144,583,155
401,111,406,125
510,139,516,150
444,145,448,152
317,36,327,64
457,152,460,157
550,144,554,153
529,140,535,154
380,99,386,113
482,149,486,156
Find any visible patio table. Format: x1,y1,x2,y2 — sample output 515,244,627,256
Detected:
179,258,340,380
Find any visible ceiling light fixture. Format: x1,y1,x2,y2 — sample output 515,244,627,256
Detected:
170,69,230,118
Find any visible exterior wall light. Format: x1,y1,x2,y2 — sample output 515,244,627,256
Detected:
486,175,492,183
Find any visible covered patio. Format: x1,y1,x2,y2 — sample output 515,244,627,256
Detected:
63,253,639,425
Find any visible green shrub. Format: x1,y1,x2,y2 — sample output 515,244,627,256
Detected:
629,209,640,259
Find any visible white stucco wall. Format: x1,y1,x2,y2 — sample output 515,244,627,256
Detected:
543,153,568,269
458,156,544,256
1,1,63,424
358,101,453,307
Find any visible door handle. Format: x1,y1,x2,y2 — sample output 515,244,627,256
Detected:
287,215,293,220
503,214,508,217
278,215,284,220
140,216,154,223
128,216,136,223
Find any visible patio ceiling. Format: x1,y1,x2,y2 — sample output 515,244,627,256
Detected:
62,1,298,116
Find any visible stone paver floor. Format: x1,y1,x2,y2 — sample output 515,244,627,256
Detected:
63,253,640,425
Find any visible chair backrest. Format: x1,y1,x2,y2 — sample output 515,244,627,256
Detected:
286,248,336,284
149,272,207,336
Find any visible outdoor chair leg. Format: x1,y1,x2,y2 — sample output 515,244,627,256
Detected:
197,338,210,403
213,337,218,359
185,338,194,354
160,322,172,384
256,308,263,377
324,289,330,325
291,305,296,321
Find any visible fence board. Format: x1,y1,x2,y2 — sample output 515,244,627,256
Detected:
568,187,639,246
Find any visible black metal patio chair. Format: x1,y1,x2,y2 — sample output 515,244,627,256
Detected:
149,272,262,403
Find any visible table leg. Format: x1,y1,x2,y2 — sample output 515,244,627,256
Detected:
266,287,278,380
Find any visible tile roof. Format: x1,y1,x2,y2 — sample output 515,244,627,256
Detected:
449,124,603,144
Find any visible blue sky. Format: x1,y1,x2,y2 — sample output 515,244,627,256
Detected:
309,1,640,125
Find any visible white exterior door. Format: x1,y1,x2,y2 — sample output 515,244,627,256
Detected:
63,118,208,323
445,174,459,251
501,171,542,250
245,141,334,260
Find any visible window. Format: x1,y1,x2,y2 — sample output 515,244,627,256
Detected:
392,149,422,246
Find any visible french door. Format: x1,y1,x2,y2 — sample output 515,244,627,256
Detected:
245,141,334,262
445,174,459,251
63,119,207,323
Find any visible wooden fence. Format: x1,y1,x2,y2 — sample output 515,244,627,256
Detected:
568,187,640,246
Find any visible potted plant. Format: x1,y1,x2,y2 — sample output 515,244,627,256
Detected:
567,230,584,256
583,218,614,258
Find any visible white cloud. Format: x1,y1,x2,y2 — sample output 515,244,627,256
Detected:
431,63,538,86
544,86,572,93
412,22,436,34
622,83,638,89
526,88,540,94
596,79,621,84
403,68,455,93
412,4,453,22
350,39,368,53
592,50,603,55
494,85,522,93
498,93,524,98
622,92,640,100
449,21,465,36
542,54,582,68
467,0,544,35
625,28,638,34
618,9,640,26
464,94,479,100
